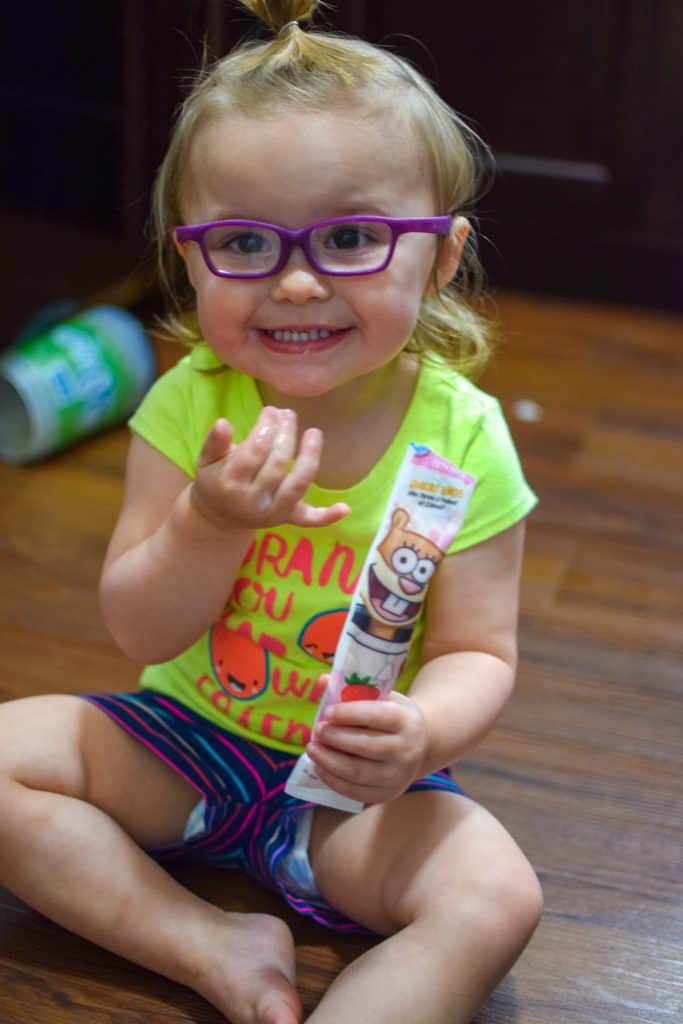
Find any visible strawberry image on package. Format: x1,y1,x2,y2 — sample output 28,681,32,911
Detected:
285,442,477,813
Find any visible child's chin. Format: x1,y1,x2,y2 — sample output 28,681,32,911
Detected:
258,369,351,402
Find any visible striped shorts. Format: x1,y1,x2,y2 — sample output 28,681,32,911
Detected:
81,690,466,934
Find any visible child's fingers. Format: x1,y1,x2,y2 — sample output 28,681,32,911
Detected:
196,418,234,468
198,410,349,527
289,499,350,527
235,418,319,516
226,406,280,481
306,745,389,803
269,425,324,506
250,409,299,499
265,423,350,525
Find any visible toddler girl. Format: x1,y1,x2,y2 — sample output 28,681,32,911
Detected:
0,2,543,1022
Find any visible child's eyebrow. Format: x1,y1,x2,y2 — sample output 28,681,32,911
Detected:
198,208,255,222
329,203,394,218
187,204,401,225
327,191,396,214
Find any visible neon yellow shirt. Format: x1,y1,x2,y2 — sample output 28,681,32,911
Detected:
128,345,537,753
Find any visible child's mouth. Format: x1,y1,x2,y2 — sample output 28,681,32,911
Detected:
259,327,350,352
269,328,332,342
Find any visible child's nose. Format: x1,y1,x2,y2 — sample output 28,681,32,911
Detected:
269,249,332,303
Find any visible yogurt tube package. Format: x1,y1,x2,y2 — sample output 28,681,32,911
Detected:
285,442,477,813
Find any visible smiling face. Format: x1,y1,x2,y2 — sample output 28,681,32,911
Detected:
176,104,462,407
209,623,269,700
364,507,444,627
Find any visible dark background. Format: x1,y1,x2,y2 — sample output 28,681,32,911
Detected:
2,0,681,345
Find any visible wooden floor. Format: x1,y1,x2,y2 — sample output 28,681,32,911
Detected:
0,290,681,1022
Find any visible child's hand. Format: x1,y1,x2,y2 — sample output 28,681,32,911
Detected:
190,408,349,533
307,690,429,805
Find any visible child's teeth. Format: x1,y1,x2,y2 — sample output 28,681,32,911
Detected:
383,594,409,615
271,329,332,342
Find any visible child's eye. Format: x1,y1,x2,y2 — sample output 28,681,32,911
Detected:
224,232,271,255
325,225,375,250
204,226,274,257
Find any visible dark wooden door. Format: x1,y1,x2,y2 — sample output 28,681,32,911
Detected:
361,0,683,308
123,0,683,308
2,0,681,335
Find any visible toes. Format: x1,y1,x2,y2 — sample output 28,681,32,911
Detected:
192,911,302,1024
257,981,303,1024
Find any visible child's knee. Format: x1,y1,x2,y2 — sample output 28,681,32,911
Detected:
0,695,89,796
436,844,543,948
483,851,543,943
406,808,543,948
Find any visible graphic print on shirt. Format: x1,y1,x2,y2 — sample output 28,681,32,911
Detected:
199,532,363,747
209,622,269,700
200,514,446,745
298,609,348,664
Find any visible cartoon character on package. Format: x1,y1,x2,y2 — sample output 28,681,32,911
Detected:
285,443,477,813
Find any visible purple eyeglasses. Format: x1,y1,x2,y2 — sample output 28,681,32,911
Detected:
174,214,452,279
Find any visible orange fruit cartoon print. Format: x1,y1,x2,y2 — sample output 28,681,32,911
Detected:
209,623,269,700
298,609,347,665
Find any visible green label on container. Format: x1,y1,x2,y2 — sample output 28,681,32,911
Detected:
21,320,136,448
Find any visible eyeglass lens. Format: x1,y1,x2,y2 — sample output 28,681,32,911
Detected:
202,220,394,276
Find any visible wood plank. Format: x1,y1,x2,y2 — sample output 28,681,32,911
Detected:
1,287,682,1022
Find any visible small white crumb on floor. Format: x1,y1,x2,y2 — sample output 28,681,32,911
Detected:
512,399,544,422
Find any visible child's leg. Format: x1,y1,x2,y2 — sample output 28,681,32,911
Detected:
307,789,543,1024
0,695,302,1024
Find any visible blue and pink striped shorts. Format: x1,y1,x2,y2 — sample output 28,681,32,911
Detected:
81,690,465,934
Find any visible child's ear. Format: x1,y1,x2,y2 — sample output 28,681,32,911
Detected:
173,231,197,290
428,216,471,294
173,230,185,260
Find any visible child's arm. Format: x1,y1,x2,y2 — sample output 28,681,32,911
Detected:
306,520,525,804
100,407,348,664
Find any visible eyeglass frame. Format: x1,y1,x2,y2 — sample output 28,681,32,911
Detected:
174,214,453,280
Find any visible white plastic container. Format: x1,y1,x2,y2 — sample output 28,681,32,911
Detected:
0,306,156,463
285,443,477,813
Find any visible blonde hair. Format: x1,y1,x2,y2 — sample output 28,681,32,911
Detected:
152,0,497,377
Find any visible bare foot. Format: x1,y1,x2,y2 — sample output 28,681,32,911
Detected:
189,911,302,1024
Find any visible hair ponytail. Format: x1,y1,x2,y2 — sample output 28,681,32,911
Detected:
237,0,319,34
